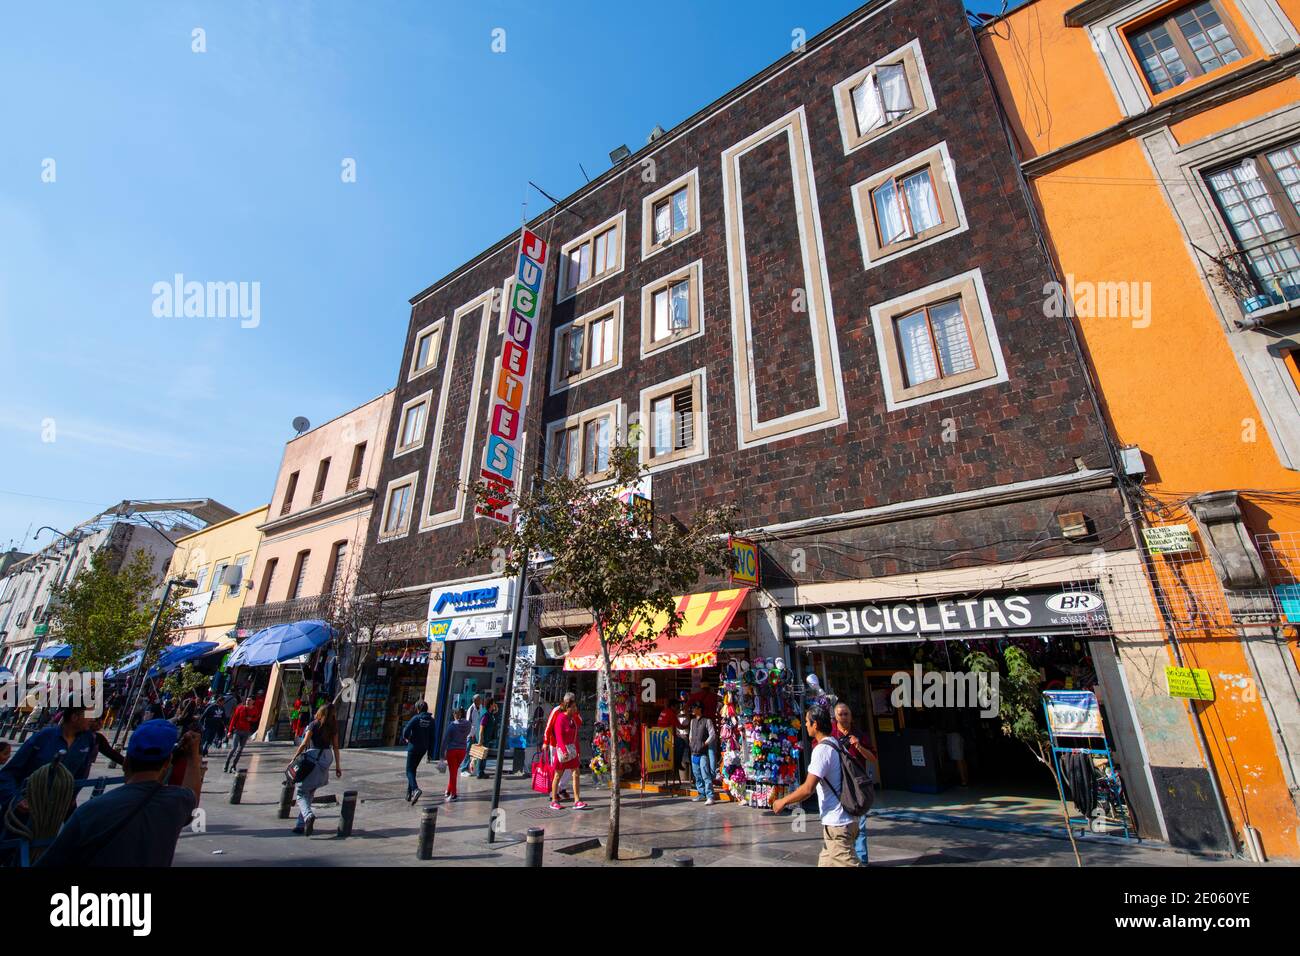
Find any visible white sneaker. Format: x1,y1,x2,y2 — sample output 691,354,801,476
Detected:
705,796,718,805
459,771,470,777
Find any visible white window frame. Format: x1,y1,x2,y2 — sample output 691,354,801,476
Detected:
408,318,445,381
549,297,625,394
640,168,701,261
378,471,419,540
869,268,1009,412
639,259,705,358
557,211,626,303
831,38,936,156
394,390,433,458
638,368,710,473
850,142,969,271
544,400,624,484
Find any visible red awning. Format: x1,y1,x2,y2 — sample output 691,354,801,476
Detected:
564,588,748,671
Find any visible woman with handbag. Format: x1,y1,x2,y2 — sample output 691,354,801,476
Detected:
548,697,586,811
286,704,342,834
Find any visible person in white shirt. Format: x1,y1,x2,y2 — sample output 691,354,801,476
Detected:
772,704,862,867
459,694,483,777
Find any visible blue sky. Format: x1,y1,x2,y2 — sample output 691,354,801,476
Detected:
0,0,1011,551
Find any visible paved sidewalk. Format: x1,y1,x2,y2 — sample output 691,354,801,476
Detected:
156,742,1241,867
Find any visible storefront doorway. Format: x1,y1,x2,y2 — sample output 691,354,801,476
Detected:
786,585,1141,834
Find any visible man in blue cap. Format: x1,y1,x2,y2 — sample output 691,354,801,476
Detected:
37,719,205,867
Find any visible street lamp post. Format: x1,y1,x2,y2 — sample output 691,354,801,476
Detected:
112,575,197,749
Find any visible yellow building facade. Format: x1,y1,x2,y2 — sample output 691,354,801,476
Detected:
165,505,270,648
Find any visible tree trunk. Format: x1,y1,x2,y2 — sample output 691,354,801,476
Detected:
597,620,620,861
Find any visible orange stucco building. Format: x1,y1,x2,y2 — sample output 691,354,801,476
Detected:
980,0,1300,859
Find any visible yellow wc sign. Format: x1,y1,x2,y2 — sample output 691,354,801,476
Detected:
642,726,673,774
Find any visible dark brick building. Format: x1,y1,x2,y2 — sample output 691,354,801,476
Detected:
357,0,1192,845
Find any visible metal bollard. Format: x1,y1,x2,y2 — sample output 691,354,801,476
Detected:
278,779,294,819
417,806,438,860
337,790,358,838
525,827,545,867
673,855,694,867
230,769,247,804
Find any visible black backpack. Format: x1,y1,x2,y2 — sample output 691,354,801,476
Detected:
820,738,875,816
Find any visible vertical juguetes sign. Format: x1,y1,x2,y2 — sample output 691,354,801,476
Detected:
477,227,548,523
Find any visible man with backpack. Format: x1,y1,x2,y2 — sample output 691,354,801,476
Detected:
772,703,869,867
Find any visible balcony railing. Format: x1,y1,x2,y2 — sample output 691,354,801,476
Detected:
237,593,333,632
1220,233,1300,315
345,476,361,493
311,489,324,506
280,499,292,516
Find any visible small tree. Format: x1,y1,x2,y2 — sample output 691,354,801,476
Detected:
327,545,423,726
467,442,737,860
162,663,211,699
966,645,1083,864
49,548,187,676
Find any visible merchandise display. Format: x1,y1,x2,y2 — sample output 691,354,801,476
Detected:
718,657,803,808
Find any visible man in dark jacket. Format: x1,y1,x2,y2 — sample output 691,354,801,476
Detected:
688,702,718,805
401,701,436,803
199,697,226,756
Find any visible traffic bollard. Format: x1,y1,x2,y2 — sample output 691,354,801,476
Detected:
278,779,294,819
674,855,694,867
337,790,358,838
230,769,247,804
417,806,438,860
525,827,545,867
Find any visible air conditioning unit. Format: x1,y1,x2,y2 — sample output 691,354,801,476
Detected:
539,635,570,660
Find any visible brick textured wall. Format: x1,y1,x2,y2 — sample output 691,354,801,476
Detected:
362,0,1124,596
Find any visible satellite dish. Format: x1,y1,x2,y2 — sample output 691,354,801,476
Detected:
292,416,311,435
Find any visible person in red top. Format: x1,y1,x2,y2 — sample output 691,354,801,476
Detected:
224,696,258,773
547,696,586,811
542,692,577,800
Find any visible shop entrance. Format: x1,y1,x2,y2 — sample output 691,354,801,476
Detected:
807,633,1119,829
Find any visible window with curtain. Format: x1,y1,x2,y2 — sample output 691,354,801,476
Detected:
583,417,611,475
384,484,411,534
400,402,426,448
588,314,616,368
1206,142,1300,300
895,299,976,388
652,277,692,342
852,62,914,136
653,186,690,245
289,552,310,600
871,167,941,246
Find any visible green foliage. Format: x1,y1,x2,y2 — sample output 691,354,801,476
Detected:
467,443,738,657
466,441,738,858
965,645,1049,764
48,548,188,674
162,663,211,699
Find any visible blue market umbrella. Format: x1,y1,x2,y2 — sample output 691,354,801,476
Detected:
148,641,220,677
229,620,334,668
104,649,144,680
0,666,13,684
32,643,71,660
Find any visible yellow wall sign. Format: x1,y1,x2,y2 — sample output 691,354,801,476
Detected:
1166,666,1215,701
1142,524,1197,555
642,726,673,774
730,537,760,587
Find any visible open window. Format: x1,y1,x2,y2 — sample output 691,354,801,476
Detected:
832,39,935,155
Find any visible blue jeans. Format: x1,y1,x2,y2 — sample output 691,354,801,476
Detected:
406,748,426,793
691,754,713,799
854,815,869,864
458,746,473,773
